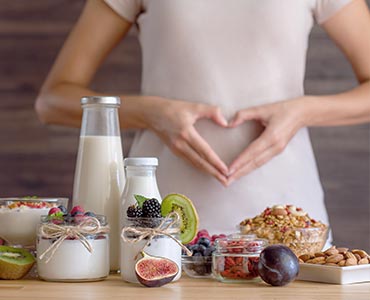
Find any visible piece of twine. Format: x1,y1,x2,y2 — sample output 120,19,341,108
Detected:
38,217,110,263
121,212,192,259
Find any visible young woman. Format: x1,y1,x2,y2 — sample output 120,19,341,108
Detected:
36,0,370,235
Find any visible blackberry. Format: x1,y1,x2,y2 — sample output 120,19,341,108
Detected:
126,205,143,218
142,198,161,218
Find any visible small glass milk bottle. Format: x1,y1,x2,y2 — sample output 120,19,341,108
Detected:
120,157,182,283
73,96,125,271
121,157,162,213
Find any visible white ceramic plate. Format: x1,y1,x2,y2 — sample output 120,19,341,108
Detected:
297,263,370,285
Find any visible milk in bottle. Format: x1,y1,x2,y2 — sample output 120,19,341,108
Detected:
73,96,125,271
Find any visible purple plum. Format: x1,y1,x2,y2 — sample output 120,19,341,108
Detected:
258,245,299,286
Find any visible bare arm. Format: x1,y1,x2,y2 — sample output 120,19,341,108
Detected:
35,0,149,129
303,0,370,126
35,0,229,184
227,0,370,184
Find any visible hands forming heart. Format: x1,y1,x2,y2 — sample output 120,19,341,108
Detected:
150,97,306,186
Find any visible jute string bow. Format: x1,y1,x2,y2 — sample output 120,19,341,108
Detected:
38,217,110,263
121,212,192,258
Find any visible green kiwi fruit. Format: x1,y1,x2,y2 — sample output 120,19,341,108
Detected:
0,246,35,280
161,194,199,244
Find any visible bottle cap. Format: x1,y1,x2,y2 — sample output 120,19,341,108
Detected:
81,96,121,106
124,157,158,167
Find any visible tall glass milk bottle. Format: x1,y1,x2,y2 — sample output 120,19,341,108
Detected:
73,96,124,271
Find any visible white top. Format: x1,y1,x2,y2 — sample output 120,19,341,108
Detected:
105,0,352,235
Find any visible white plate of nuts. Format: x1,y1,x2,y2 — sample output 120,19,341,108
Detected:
297,246,370,284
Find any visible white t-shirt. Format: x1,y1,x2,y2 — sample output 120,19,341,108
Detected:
105,0,352,235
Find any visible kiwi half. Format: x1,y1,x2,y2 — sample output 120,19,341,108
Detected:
161,194,199,244
0,246,35,280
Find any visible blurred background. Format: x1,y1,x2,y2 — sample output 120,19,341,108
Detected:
0,1,369,249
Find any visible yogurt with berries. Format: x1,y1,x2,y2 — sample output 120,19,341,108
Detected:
37,206,110,282
0,198,68,247
37,237,109,281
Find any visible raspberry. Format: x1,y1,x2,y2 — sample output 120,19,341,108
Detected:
70,205,84,216
48,207,61,216
142,198,161,218
126,205,143,218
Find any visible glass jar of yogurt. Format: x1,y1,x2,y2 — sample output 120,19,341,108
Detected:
37,215,110,282
120,216,182,283
212,234,268,283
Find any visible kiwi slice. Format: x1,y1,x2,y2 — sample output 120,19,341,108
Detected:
161,194,199,244
0,246,35,280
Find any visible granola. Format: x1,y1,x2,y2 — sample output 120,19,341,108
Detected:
239,205,328,256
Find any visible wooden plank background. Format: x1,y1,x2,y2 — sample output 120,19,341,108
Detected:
0,0,369,249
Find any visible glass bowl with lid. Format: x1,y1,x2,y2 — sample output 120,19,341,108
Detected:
212,234,268,283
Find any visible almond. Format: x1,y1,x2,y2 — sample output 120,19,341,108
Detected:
345,252,356,260
337,247,348,254
306,257,326,264
358,257,369,265
338,260,346,267
326,254,344,264
354,253,362,262
314,252,326,258
324,248,339,256
345,258,357,266
299,254,312,262
352,249,369,259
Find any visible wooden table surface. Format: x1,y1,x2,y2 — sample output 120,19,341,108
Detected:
1,274,370,300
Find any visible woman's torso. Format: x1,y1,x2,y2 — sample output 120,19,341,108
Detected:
104,0,350,233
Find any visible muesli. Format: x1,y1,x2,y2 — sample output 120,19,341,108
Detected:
239,205,328,256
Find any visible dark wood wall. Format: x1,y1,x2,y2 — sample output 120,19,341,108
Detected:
0,0,369,249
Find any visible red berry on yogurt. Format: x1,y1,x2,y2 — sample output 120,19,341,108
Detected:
70,205,84,216
48,207,61,216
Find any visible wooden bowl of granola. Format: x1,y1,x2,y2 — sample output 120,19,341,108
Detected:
239,205,328,257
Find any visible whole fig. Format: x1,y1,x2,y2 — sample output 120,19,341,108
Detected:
258,245,299,286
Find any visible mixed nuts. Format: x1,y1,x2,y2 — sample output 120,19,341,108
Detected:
299,246,370,267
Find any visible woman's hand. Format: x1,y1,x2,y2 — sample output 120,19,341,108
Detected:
226,98,307,186
145,97,229,185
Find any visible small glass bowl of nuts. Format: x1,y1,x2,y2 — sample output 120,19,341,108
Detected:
239,205,328,257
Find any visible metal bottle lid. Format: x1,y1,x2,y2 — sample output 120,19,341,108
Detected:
81,96,121,106
124,157,159,167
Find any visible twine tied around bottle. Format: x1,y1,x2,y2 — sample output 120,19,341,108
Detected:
121,212,192,259
38,217,110,263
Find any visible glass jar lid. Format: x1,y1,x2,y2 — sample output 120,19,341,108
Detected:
214,233,268,254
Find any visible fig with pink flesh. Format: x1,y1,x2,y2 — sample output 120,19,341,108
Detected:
135,252,179,287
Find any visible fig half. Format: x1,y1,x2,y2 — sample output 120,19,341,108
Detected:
135,252,178,287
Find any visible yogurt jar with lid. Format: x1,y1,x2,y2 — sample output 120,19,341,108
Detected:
37,214,109,282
